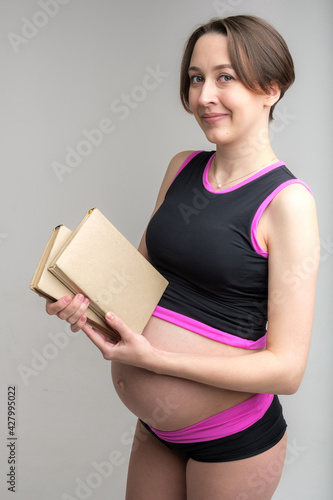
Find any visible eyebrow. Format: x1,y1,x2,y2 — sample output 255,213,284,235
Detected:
188,64,234,72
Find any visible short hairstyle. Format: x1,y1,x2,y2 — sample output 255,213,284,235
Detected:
180,15,295,121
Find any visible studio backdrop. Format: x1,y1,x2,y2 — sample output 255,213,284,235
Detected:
1,1,332,499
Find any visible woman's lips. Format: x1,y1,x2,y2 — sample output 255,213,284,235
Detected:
201,113,229,124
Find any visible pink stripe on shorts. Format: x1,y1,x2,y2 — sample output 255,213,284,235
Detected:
147,393,274,443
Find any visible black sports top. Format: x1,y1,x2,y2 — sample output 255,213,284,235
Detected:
146,151,311,349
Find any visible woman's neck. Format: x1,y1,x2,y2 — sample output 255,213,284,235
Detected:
214,142,278,183
213,141,278,187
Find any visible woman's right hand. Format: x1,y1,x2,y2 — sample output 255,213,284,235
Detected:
46,294,90,333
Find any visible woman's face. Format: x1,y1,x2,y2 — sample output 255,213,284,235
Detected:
188,33,271,148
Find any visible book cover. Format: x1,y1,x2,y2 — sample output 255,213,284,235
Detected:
48,208,168,334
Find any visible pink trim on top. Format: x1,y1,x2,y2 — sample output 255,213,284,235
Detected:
152,306,267,349
148,393,274,443
251,179,313,258
203,158,286,193
171,150,204,183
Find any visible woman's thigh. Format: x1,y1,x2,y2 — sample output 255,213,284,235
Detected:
186,432,287,500
126,420,187,500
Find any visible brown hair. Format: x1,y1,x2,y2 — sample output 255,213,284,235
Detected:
180,15,295,121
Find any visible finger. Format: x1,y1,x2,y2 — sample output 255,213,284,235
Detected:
70,314,88,333
65,296,90,324
46,296,72,315
105,312,132,340
82,323,117,353
57,294,89,321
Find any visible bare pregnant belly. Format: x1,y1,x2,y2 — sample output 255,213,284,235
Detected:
111,316,261,431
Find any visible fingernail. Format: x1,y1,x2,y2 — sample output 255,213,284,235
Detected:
106,312,115,320
64,296,71,304
76,294,84,302
84,297,90,305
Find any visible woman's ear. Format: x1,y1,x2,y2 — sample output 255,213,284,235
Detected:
264,81,281,108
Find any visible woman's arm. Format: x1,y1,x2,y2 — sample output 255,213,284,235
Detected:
86,183,319,396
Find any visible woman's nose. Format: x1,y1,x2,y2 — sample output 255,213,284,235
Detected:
198,80,218,106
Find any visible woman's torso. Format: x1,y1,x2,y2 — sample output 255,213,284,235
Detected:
112,151,303,431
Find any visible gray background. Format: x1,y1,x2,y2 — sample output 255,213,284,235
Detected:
1,0,332,499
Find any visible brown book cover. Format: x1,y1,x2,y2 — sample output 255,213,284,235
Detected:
47,208,168,334
30,224,121,341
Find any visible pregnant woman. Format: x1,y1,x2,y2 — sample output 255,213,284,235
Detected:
46,15,319,500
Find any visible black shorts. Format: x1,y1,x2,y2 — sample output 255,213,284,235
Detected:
140,395,287,463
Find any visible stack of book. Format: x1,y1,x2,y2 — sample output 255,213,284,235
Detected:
30,208,168,341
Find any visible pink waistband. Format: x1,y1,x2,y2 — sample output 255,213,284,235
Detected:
148,393,274,443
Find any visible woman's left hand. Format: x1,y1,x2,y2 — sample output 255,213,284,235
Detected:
82,313,156,369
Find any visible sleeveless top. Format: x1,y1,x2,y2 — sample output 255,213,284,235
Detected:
145,151,312,349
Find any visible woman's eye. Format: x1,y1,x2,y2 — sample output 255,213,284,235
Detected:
190,75,204,84
219,74,233,82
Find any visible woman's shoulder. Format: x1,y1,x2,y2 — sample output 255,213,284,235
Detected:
269,180,315,216
265,180,318,250
261,162,315,219
167,150,198,174
159,150,197,191
257,173,318,255
155,149,215,207
164,149,214,181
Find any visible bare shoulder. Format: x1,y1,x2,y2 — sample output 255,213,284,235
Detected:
155,150,196,204
270,182,316,213
161,150,196,187
169,149,196,167
266,182,319,254
267,182,318,232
